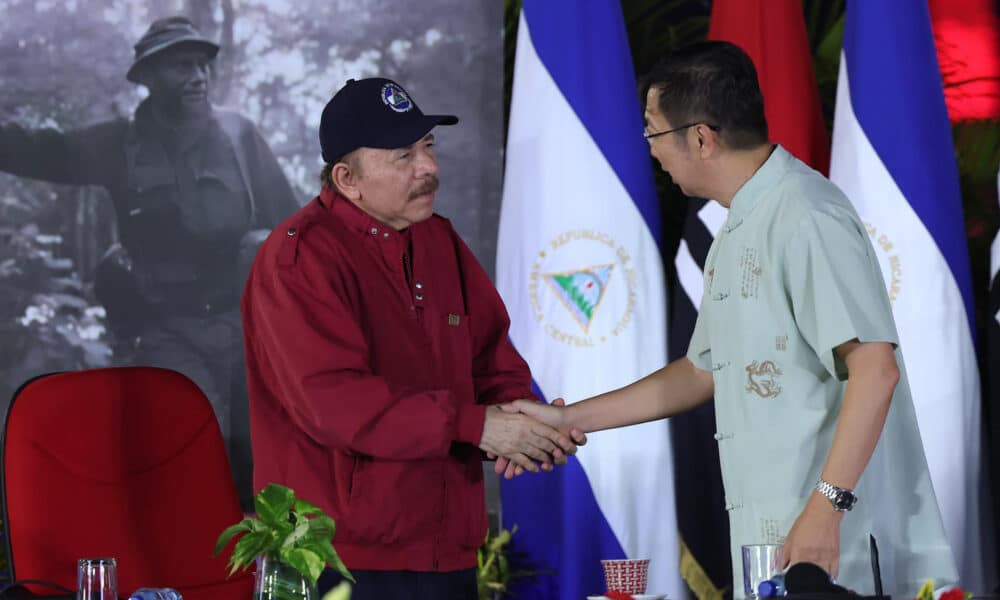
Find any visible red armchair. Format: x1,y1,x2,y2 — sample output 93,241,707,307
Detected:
1,367,253,600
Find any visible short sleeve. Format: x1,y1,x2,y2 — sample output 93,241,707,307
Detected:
782,208,899,379
686,302,713,372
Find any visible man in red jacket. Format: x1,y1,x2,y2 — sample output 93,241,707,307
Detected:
242,77,582,600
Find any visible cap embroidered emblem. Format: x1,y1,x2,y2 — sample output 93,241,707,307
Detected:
380,82,413,113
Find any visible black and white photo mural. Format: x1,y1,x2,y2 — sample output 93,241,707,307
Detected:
0,0,503,510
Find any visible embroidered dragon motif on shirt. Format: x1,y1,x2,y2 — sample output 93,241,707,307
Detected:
745,360,783,398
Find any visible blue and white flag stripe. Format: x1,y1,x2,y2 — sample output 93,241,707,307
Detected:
830,1,993,590
839,2,974,332
518,4,662,240
497,2,682,599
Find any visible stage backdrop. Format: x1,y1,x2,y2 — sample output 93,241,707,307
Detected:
0,0,503,511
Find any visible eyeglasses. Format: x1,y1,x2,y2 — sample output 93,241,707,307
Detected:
643,122,720,141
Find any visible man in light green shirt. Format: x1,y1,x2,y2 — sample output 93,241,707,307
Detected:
499,41,957,596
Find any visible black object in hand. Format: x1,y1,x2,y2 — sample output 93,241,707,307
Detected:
785,562,850,595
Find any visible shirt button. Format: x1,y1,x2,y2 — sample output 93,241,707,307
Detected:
415,282,423,289
383,232,390,239
204,303,212,312
287,228,296,236
415,293,424,301
370,227,378,235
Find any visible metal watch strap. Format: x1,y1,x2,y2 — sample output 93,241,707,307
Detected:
815,479,857,511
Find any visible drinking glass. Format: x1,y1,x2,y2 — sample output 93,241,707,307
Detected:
742,544,781,599
77,558,117,600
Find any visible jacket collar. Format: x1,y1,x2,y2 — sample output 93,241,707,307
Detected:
319,188,412,246
724,144,792,231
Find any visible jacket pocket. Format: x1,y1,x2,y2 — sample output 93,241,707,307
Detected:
325,450,360,515
348,455,363,502
191,168,252,235
341,458,442,547
127,165,175,218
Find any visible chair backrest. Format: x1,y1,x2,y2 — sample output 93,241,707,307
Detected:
1,367,253,600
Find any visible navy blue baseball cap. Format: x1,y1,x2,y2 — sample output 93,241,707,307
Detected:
319,78,458,163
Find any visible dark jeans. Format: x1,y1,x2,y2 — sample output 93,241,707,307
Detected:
317,568,477,600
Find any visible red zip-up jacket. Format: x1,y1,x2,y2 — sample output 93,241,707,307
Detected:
241,188,535,572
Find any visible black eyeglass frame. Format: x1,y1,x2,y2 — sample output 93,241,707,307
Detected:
643,122,721,140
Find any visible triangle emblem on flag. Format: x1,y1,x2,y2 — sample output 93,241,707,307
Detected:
544,264,614,333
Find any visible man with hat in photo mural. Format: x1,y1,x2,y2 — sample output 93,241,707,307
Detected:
0,16,301,507
242,77,587,600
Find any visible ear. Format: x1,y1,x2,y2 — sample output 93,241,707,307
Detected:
331,161,361,201
695,123,720,159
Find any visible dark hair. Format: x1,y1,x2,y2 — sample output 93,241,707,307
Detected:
320,163,335,189
640,41,768,150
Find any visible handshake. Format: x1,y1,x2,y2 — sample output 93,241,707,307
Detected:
478,398,587,480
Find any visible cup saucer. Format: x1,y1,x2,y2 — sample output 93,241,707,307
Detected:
586,595,666,600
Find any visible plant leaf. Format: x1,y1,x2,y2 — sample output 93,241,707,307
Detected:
274,517,295,540
214,520,252,556
229,531,270,576
248,519,267,533
300,538,337,564
255,484,296,527
294,499,322,516
307,515,336,541
326,549,355,583
281,519,310,550
216,485,354,588
321,582,352,600
282,548,325,585
916,579,935,600
815,13,845,70
494,528,512,547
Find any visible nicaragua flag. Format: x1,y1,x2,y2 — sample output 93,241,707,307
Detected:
991,169,1000,580
830,0,995,591
496,2,682,600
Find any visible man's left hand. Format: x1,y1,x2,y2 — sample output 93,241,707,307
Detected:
778,493,844,578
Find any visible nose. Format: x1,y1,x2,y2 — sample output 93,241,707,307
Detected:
191,63,209,84
414,145,438,177
648,142,661,162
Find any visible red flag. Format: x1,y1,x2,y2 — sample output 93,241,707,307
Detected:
709,0,830,173
929,0,1000,122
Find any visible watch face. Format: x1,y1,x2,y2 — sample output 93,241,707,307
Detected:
833,491,856,511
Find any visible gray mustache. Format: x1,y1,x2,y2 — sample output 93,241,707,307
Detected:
410,176,439,199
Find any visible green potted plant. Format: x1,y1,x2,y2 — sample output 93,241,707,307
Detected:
477,525,540,600
214,484,354,600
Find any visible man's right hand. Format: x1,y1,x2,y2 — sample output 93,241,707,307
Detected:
492,398,587,478
479,405,579,473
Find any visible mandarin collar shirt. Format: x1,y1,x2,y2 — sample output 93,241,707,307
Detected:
687,146,956,596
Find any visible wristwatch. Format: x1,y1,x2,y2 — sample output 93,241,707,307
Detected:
815,479,858,512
